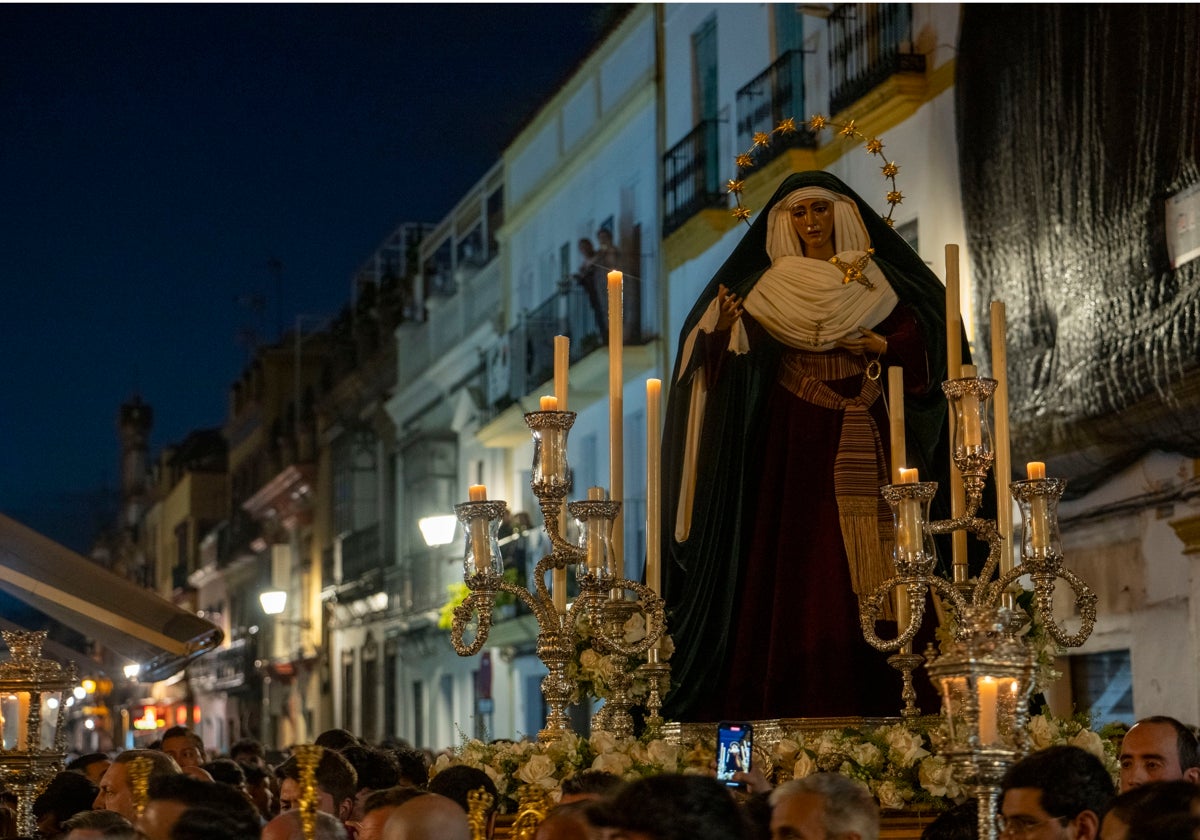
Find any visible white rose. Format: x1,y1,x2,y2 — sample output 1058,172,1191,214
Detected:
432,753,454,774
516,753,559,789
482,763,508,795
792,751,818,779
918,755,962,800
623,612,647,644
849,742,883,769
579,648,601,673
1028,715,1060,750
591,731,619,755
882,725,930,767
646,739,679,772
874,780,908,810
772,738,801,766
811,731,842,757
1068,728,1107,762
592,751,633,776
545,733,581,764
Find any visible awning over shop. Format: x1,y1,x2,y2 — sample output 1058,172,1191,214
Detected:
0,513,222,681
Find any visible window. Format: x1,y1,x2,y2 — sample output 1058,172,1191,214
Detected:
341,650,355,731
384,640,398,738
1068,650,1132,728
412,680,425,748
691,16,718,123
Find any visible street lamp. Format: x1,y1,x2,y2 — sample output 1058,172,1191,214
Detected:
418,514,457,547
260,590,288,616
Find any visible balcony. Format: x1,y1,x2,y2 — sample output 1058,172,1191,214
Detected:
828,4,925,117
478,277,660,445
340,523,392,585
735,50,817,171
663,119,727,236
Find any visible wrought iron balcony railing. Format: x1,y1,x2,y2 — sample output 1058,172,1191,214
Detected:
828,3,926,117
736,49,817,169
663,118,727,236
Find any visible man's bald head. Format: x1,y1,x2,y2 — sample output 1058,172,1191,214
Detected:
382,793,469,840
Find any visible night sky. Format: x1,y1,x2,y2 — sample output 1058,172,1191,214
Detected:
1,3,611,553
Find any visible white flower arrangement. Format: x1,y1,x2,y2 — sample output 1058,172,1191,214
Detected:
433,710,1118,814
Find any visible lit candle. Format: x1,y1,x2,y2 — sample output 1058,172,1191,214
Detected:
467,485,490,573
554,335,569,411
587,486,606,574
888,366,906,484
960,364,981,448
608,271,624,579
978,676,1000,746
538,396,560,480
15,691,30,750
991,302,1014,574
646,379,662,596
1027,462,1049,551
897,469,923,554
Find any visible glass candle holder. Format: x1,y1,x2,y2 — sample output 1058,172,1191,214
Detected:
453,499,507,578
1011,477,1067,563
881,481,938,574
941,373,997,475
526,410,575,492
567,493,621,580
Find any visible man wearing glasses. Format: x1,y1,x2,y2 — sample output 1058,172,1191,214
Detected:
998,745,1114,839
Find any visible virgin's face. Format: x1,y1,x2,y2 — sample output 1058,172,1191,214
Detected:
789,197,835,256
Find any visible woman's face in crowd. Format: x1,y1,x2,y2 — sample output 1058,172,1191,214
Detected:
790,198,835,256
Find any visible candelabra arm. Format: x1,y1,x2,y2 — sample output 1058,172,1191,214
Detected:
1029,568,1097,647
591,582,667,658
861,575,968,650
451,572,552,656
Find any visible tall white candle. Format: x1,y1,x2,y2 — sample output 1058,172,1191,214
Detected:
553,336,569,612
646,379,662,595
15,692,30,751
888,366,906,484
587,486,606,574
554,335,569,411
608,271,624,579
945,245,967,577
991,302,1014,574
1027,462,1050,551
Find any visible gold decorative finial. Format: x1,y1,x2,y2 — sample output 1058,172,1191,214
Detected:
127,756,153,821
730,114,902,226
294,745,323,840
511,784,552,840
467,787,494,840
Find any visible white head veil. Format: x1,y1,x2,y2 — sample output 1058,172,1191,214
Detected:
765,186,872,261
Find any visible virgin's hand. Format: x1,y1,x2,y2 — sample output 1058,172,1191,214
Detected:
716,284,744,331
836,327,887,356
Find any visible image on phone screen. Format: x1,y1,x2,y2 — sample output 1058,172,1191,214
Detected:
716,721,753,787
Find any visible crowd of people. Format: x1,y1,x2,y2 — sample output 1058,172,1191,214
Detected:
6,714,1200,840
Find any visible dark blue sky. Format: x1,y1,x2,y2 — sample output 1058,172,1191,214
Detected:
0,3,611,551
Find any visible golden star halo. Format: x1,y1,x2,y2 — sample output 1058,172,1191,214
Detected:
730,113,902,227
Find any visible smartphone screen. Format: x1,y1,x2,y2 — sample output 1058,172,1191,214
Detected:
716,721,753,788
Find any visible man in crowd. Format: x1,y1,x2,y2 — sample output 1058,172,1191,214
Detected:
999,745,1114,840
136,774,259,840
339,745,401,821
261,810,349,840
159,726,208,774
66,754,112,786
382,793,469,840
426,766,499,839
769,772,879,840
586,774,748,840
354,787,428,840
276,748,358,823
60,810,135,840
93,750,181,820
1118,716,1200,792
